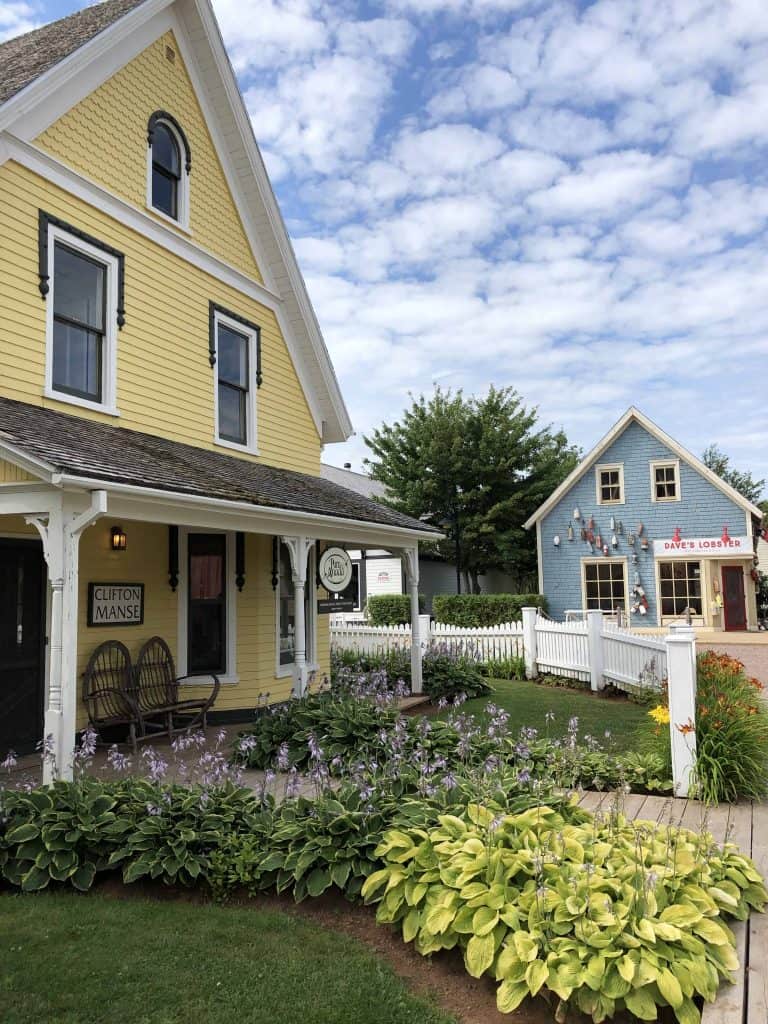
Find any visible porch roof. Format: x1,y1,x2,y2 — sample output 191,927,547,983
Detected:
0,398,439,536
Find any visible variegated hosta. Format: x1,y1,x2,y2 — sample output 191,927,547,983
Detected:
361,803,767,1024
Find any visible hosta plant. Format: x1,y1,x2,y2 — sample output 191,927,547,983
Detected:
362,802,767,1023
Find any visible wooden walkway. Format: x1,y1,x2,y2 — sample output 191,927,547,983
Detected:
578,792,768,1024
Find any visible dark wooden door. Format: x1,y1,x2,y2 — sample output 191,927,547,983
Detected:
0,541,45,756
722,565,747,631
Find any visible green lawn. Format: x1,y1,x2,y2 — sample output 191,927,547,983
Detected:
0,893,453,1024
438,678,648,748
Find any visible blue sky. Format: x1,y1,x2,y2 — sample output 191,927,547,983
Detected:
3,0,768,494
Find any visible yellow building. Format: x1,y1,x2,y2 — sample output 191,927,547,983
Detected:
0,0,436,777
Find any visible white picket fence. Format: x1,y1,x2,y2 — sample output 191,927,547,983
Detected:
534,618,590,681
329,622,411,656
602,623,668,692
431,621,524,661
330,620,524,662
331,613,666,693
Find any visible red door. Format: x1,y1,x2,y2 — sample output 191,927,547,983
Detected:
722,566,747,631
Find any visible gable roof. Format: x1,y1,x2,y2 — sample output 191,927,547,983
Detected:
320,463,388,500
0,0,353,445
0,398,438,535
523,407,764,529
0,0,145,105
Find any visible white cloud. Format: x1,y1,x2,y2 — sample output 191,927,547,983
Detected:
0,0,38,40
507,107,615,156
527,151,690,219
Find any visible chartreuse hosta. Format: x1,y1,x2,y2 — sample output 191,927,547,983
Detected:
361,802,767,1024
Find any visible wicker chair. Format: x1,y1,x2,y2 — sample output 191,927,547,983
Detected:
133,636,220,740
82,640,141,752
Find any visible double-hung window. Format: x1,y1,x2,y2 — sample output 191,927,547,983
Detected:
43,217,121,415
651,460,680,502
151,122,181,220
596,463,624,504
583,560,627,614
147,112,190,228
211,306,260,453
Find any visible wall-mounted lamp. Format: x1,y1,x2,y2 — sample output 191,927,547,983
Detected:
110,525,127,551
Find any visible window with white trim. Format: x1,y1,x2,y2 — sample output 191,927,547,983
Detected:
211,307,260,453
651,460,680,502
583,560,627,613
277,542,315,672
596,463,624,504
45,222,120,414
659,560,702,617
147,112,191,228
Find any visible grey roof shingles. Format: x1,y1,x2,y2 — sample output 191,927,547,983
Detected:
0,398,438,535
0,0,147,106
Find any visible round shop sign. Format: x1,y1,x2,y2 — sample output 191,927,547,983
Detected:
318,546,353,593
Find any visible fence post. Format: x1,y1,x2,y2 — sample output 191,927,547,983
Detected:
521,607,538,679
665,625,697,798
586,610,605,692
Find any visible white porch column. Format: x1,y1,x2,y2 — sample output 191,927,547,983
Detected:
400,546,422,694
27,491,106,782
282,535,314,697
665,624,698,798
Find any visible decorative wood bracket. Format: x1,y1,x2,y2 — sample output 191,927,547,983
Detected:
168,526,179,591
208,302,262,384
38,211,126,328
147,110,192,174
235,532,245,591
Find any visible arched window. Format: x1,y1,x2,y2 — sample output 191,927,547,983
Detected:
152,122,181,218
147,111,191,225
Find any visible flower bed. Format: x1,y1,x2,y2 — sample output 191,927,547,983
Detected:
642,651,768,803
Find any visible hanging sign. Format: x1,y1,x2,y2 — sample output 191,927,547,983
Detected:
318,546,353,592
653,536,751,557
87,582,144,627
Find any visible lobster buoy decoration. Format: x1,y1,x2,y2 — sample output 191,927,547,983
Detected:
631,582,649,616
602,544,610,556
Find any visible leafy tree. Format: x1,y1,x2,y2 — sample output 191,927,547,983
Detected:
364,386,580,591
702,444,765,506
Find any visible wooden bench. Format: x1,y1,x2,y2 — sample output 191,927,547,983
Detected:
83,637,220,751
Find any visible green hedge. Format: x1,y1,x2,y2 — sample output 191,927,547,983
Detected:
431,593,546,627
367,593,425,625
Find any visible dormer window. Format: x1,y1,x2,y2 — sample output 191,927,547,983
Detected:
147,111,191,227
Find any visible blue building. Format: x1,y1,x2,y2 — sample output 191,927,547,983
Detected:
524,409,763,632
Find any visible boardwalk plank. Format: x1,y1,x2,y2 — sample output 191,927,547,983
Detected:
747,802,768,1024
619,792,648,821
702,803,753,1024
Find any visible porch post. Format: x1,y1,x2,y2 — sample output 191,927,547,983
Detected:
27,492,106,782
401,546,422,695
665,624,698,798
282,536,314,697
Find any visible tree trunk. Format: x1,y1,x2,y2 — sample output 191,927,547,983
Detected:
470,570,482,594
